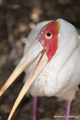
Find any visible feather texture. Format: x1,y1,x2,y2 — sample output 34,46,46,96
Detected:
24,19,80,101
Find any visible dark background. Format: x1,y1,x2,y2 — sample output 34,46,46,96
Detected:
0,0,80,120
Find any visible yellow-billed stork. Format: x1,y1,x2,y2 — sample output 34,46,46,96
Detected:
0,19,80,120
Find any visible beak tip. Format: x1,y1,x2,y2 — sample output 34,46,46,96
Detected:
0,93,2,97
7,116,10,120
0,90,3,96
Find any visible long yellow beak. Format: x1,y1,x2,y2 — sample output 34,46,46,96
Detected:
0,40,48,120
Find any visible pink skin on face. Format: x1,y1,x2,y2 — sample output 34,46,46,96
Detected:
37,21,60,62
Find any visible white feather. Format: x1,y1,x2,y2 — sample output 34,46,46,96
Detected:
24,19,80,101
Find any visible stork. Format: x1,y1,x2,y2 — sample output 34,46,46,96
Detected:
0,19,80,120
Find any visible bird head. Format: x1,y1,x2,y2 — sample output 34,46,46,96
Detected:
37,21,59,61
0,19,78,120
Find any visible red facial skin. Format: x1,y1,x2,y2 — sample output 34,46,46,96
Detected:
37,21,60,62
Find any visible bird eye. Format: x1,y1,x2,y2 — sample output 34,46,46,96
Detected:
45,32,53,39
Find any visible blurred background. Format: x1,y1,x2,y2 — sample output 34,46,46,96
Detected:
0,0,80,120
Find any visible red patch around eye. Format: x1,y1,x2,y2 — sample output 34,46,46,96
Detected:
45,31,53,40
38,21,60,62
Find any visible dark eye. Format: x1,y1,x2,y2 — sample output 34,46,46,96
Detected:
47,32,51,36
45,32,53,39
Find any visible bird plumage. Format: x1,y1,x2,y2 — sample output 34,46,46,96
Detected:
0,18,80,120
24,19,80,101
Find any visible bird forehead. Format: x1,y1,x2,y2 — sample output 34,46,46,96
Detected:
45,21,60,33
37,21,60,37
